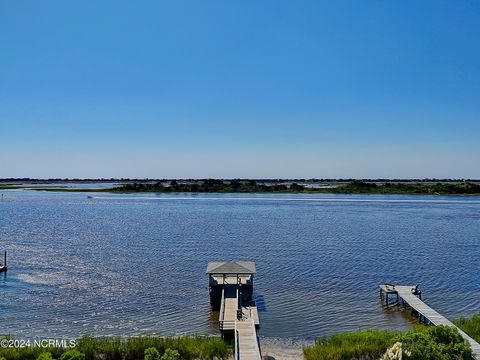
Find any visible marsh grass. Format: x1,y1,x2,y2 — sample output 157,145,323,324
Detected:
0,335,228,360
303,329,399,360
454,314,480,343
303,324,475,360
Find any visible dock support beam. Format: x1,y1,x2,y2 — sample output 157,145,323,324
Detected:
379,285,399,307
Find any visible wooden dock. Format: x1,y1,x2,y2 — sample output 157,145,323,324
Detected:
221,291,261,360
235,319,262,360
218,286,261,359
208,262,262,360
380,284,480,358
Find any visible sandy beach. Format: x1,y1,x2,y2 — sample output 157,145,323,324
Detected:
260,339,306,360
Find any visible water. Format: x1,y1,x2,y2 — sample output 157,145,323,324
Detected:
0,189,479,341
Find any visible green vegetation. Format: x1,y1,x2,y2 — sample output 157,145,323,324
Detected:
304,329,399,360
36,354,53,360
112,180,480,195
0,335,227,360
304,325,473,360
455,314,480,343
143,347,180,360
3,179,480,195
143,347,160,360
114,179,292,193
396,326,472,359
0,185,20,190
59,350,84,360
160,349,180,360
0,318,478,360
330,181,480,195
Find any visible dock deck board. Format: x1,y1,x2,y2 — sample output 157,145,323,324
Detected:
236,319,262,360
221,297,238,330
219,291,262,359
380,284,480,358
242,305,260,325
210,261,261,360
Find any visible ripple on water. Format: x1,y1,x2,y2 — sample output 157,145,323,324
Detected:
0,190,479,339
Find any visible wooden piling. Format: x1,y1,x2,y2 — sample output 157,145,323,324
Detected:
0,251,6,272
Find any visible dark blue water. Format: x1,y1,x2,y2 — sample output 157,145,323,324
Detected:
0,190,479,341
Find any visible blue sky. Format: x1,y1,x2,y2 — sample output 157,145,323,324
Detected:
1,1,479,178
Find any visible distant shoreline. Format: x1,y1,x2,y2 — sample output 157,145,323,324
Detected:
1,178,480,184
2,180,480,196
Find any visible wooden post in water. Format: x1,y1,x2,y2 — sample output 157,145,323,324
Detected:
0,251,6,272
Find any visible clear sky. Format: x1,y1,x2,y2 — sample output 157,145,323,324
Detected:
1,1,479,179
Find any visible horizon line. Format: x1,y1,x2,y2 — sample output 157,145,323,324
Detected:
1,178,480,182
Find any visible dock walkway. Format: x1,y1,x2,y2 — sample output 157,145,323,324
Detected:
207,261,261,360
380,284,480,358
235,319,262,360
219,288,261,360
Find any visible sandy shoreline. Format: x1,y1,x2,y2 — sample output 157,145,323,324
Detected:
261,344,305,360
260,338,307,360
227,338,307,360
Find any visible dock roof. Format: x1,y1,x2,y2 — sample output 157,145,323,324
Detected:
206,261,256,274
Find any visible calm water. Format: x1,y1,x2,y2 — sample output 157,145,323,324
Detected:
0,189,479,341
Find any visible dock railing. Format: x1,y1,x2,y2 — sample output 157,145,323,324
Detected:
219,288,225,321
219,288,227,330
234,319,261,360
219,287,238,331
236,289,242,319
250,318,262,360
234,322,239,360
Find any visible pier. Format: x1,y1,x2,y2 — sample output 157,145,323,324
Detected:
0,251,7,272
380,283,480,358
207,261,261,360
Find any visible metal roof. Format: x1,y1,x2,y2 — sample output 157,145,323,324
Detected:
206,261,256,274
